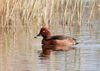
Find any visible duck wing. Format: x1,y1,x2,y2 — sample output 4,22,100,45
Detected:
47,35,71,40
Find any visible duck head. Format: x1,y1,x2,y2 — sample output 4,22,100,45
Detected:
35,27,51,38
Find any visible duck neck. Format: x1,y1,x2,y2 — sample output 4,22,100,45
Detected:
42,32,51,39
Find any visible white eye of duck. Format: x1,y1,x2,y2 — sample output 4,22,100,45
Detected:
43,31,46,32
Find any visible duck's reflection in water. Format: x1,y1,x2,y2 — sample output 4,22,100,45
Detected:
40,44,75,58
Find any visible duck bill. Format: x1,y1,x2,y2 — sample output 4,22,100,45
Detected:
34,33,41,38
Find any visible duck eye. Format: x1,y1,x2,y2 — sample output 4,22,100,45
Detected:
43,31,45,33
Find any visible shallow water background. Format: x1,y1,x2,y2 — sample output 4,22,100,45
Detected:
0,0,100,71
